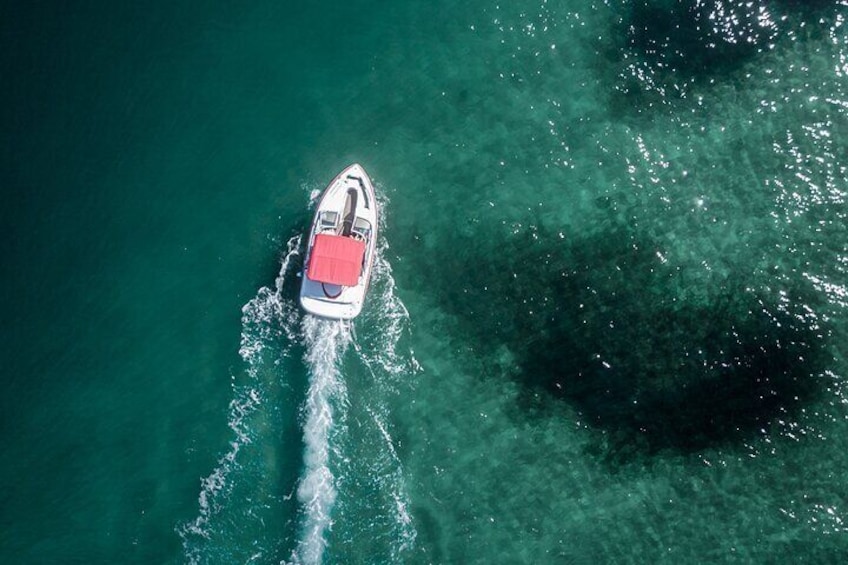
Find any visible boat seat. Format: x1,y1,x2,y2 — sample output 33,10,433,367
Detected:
319,211,339,232
353,217,371,234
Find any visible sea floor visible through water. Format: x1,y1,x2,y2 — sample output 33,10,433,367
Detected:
2,1,848,563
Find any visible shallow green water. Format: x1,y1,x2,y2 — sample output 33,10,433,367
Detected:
2,1,847,563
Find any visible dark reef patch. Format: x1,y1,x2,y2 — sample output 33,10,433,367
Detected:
622,0,767,77
607,0,842,113
424,221,828,457
605,0,769,117
771,0,842,17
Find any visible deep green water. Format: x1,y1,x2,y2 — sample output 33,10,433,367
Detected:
2,1,847,563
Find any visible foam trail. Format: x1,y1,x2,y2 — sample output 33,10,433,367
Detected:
290,246,418,562
240,234,304,357
179,235,301,561
339,187,419,557
290,316,352,565
352,244,420,558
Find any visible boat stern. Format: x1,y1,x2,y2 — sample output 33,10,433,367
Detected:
299,294,363,320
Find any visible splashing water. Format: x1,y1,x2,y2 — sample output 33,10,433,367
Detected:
240,235,305,362
289,316,352,565
346,243,420,560
362,190,419,556
291,187,419,563
182,185,418,564
179,235,302,561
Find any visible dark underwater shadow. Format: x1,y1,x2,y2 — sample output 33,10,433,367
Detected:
606,0,841,114
625,1,764,75
607,0,769,106
425,222,829,459
771,0,842,17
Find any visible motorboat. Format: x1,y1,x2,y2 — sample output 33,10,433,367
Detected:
299,163,378,320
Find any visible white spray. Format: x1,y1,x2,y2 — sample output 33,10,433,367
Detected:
290,316,352,565
179,235,301,561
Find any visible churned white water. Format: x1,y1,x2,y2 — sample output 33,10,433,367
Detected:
289,316,351,565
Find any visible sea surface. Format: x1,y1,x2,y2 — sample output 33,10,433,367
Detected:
2,1,847,563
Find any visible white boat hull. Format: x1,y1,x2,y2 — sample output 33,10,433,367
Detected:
299,164,378,320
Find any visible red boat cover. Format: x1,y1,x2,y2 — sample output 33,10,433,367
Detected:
307,234,365,286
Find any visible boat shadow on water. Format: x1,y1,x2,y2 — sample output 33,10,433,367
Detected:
427,223,831,460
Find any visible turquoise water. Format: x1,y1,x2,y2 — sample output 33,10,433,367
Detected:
2,1,847,563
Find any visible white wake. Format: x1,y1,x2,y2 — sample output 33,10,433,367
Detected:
179,235,302,562
289,316,352,565
182,187,417,564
